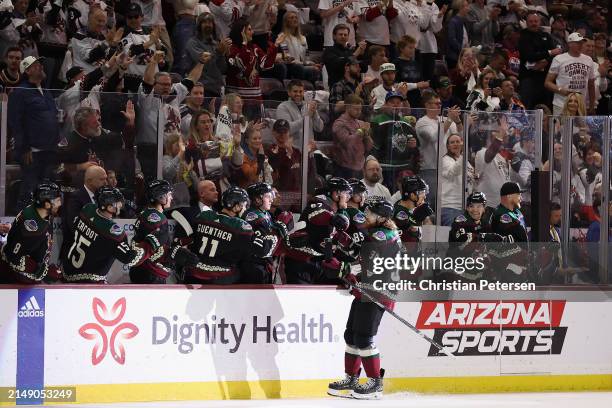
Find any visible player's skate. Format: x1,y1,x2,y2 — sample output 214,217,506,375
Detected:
327,369,360,398
350,368,384,400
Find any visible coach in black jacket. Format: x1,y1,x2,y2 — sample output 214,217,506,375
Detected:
518,12,563,109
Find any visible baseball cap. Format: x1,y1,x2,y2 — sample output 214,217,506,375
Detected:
380,63,396,74
567,32,586,43
273,119,290,132
385,90,404,102
19,56,44,74
66,66,84,82
126,3,143,17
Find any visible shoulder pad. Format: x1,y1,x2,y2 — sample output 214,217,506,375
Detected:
147,212,162,224
500,213,513,224
24,219,38,232
454,215,467,223
353,212,366,224
110,224,124,236
395,210,409,221
372,230,387,241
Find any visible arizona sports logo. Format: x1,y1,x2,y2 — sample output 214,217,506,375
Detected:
416,301,567,356
79,297,139,365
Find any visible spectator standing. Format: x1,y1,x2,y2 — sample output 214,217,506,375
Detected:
180,83,206,137
329,56,365,117
230,125,273,187
449,46,480,102
364,45,387,81
415,91,462,213
371,62,410,111
8,56,60,212
549,14,569,53
388,0,425,60
332,94,373,178
186,110,223,181
466,0,500,56
466,69,501,112
185,13,230,100
518,11,561,109
120,3,163,92
137,50,208,180
322,23,367,89
172,0,206,75
446,0,470,69
415,0,445,81
0,46,22,91
355,0,397,47
440,133,474,226
131,0,173,69
276,80,324,143
434,75,464,110
500,24,521,77
318,0,358,48
225,18,278,120
392,35,429,108
265,119,303,193
545,32,596,116
498,78,525,111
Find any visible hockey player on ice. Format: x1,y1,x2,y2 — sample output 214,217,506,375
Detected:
328,196,401,400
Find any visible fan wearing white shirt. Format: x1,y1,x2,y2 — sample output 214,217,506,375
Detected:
361,156,392,201
415,91,462,213
544,32,596,116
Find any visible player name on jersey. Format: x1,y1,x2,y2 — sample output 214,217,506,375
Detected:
197,224,233,241
76,219,100,242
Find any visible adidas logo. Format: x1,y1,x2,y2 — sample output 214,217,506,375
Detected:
18,296,44,318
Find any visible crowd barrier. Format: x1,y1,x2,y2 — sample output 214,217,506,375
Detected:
0,286,611,405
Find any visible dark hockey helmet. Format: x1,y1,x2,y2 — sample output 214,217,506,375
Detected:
364,196,394,219
348,178,367,195
401,175,428,199
467,191,487,206
95,186,125,210
221,186,250,209
326,177,353,195
246,182,274,201
33,182,61,207
146,179,173,204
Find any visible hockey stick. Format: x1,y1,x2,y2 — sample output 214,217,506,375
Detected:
343,278,456,359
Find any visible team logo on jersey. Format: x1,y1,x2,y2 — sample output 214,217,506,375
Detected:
396,210,409,221
241,222,253,231
373,230,386,241
500,214,513,224
353,213,366,223
245,212,258,222
455,215,467,223
110,224,123,235
24,219,38,232
147,212,162,223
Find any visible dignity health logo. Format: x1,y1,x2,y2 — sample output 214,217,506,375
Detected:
18,295,44,318
79,298,139,366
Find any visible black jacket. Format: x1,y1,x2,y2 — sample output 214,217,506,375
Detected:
323,43,354,89
518,28,557,81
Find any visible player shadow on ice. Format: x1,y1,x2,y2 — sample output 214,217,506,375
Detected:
185,286,283,399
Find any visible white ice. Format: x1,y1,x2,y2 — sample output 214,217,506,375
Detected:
25,392,612,408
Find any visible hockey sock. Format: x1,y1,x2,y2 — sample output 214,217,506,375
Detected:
345,345,361,376
360,348,381,378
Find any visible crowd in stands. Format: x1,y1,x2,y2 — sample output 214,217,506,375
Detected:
0,0,610,231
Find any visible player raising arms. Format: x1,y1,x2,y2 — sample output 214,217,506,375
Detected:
0,182,63,283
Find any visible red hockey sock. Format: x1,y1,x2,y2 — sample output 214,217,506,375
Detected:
344,352,361,376
361,354,381,378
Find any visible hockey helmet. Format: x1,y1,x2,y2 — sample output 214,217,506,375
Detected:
33,182,61,207
246,182,274,201
467,191,487,206
364,196,394,219
145,179,173,204
401,176,428,200
221,186,250,209
326,177,353,195
95,186,125,210
348,178,367,195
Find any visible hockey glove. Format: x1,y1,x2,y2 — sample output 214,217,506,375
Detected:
169,246,200,268
331,212,350,231
143,234,162,253
413,203,434,223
